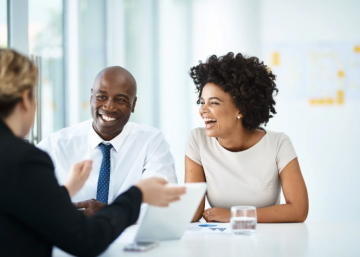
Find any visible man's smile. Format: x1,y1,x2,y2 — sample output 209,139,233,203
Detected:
101,114,117,121
98,113,119,125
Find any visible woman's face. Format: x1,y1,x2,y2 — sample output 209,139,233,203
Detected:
199,83,241,138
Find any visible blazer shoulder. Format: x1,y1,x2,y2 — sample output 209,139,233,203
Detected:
9,137,53,166
0,137,53,187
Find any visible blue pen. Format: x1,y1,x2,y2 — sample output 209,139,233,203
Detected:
199,224,217,227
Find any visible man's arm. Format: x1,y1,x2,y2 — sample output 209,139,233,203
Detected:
142,132,178,183
36,135,51,153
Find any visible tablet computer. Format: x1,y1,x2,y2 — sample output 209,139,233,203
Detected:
134,183,207,241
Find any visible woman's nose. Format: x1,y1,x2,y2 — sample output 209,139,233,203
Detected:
199,103,208,114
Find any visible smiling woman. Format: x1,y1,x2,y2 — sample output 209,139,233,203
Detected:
185,52,309,224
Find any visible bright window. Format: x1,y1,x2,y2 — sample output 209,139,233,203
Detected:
28,0,65,139
0,0,7,48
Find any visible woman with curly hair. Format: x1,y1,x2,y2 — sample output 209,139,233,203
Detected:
186,52,308,223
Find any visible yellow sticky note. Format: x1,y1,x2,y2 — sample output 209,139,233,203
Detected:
310,99,317,105
337,90,344,104
272,52,280,66
354,45,360,53
338,70,345,78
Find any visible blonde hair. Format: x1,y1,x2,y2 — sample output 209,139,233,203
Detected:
0,49,38,117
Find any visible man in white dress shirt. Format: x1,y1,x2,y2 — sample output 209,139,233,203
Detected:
38,66,177,216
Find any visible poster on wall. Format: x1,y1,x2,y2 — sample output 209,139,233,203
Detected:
264,43,360,105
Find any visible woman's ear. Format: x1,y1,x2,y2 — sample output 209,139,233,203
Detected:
20,89,34,112
236,111,242,119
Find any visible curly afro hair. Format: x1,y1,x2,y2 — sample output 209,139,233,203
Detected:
189,52,278,130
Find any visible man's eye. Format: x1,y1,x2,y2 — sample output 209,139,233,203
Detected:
117,99,125,102
97,95,105,100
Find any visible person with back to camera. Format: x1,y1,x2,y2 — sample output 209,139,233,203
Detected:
185,52,308,223
0,48,186,257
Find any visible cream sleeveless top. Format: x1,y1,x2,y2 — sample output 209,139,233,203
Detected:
185,128,297,209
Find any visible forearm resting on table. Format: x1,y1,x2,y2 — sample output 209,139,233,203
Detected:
192,197,205,222
257,158,309,223
257,202,308,223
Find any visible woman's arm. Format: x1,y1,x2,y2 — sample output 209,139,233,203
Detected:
257,158,308,222
185,156,206,222
12,150,142,257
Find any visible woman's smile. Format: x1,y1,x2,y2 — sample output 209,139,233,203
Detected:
203,117,217,129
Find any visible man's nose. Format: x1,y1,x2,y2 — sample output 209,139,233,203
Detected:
103,99,116,111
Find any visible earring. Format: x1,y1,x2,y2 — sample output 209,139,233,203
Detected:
237,116,241,119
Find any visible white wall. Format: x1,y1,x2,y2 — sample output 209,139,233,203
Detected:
191,0,261,127
261,0,360,222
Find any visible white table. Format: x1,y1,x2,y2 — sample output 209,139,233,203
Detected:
53,223,360,257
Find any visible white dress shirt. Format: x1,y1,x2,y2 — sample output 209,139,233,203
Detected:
38,119,178,204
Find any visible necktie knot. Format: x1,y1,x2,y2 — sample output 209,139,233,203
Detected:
99,143,113,151
99,143,113,156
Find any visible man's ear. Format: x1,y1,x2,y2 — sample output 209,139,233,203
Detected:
90,88,93,103
131,97,137,113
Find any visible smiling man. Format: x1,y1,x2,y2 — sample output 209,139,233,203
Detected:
38,66,178,216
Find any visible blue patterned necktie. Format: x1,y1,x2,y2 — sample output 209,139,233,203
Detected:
96,143,113,204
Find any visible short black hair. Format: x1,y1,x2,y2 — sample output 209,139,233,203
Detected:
190,52,278,130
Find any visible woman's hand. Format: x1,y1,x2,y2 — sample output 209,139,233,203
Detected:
65,160,93,198
135,177,186,207
203,207,231,223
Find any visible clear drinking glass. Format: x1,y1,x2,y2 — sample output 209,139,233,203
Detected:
230,206,257,235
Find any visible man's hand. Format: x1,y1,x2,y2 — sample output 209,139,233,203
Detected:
203,207,231,223
135,177,186,207
73,199,106,218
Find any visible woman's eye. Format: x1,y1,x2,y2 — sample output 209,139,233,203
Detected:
211,102,218,105
200,102,205,105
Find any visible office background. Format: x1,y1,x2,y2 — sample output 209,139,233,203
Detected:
1,0,360,223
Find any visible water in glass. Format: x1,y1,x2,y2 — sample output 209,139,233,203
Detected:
231,216,256,234
231,206,257,235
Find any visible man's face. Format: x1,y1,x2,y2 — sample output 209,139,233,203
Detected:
90,72,137,140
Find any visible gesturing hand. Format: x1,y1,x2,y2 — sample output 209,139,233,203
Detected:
73,199,107,218
135,177,186,207
64,160,93,198
203,207,231,223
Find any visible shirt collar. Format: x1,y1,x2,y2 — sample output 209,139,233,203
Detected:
88,121,131,152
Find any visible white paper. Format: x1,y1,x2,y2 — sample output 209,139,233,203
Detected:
185,223,231,234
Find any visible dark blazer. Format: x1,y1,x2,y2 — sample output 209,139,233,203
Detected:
0,119,142,257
